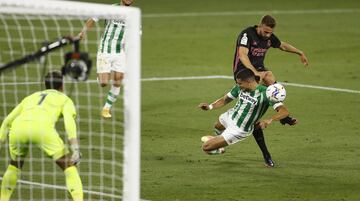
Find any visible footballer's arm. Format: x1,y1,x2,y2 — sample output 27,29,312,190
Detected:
199,94,233,111
78,18,96,40
63,100,81,164
279,41,309,66
0,103,23,144
258,105,290,129
238,46,265,79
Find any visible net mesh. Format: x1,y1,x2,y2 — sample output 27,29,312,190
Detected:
0,2,140,200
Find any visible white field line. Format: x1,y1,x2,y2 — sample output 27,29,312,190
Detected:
1,75,360,94
279,82,360,94
141,75,360,94
0,176,152,201
143,8,360,18
141,75,231,81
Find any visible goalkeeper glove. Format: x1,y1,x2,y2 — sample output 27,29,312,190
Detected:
70,143,82,165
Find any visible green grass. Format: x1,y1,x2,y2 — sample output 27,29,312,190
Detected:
137,0,360,201
1,0,360,200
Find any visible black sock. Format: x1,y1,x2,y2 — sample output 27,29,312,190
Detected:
252,128,271,159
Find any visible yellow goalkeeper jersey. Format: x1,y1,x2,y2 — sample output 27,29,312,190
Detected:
0,89,77,142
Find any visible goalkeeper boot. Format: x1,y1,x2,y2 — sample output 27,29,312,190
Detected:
101,108,112,118
280,116,297,126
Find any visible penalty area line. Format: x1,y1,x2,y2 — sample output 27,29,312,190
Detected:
143,8,360,18
141,75,360,94
1,75,359,94
279,82,360,94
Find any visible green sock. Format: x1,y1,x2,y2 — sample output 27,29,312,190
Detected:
104,86,120,109
213,128,223,136
104,91,117,109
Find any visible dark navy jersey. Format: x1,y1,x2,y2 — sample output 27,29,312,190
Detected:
233,25,281,72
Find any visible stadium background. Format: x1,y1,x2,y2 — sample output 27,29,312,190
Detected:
2,0,360,200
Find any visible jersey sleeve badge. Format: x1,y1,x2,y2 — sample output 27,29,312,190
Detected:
240,33,248,45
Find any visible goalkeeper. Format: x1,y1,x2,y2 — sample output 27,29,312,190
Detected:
0,71,83,201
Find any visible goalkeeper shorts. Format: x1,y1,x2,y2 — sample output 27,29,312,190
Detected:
8,121,69,161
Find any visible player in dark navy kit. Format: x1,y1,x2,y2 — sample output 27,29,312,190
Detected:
233,15,309,167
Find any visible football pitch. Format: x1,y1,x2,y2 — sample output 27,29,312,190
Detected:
1,0,360,200
138,0,360,201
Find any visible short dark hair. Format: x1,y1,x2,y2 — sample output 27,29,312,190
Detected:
45,70,63,90
260,15,276,28
235,68,256,82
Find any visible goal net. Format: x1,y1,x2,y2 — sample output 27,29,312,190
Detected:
0,0,141,201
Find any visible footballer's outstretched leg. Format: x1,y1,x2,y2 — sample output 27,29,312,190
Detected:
201,136,226,155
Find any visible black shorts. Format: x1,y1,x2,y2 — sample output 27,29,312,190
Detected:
233,65,269,81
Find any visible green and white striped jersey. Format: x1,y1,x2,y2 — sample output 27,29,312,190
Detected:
227,85,283,132
94,3,126,54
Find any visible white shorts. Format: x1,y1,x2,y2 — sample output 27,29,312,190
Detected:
96,52,126,73
219,109,252,145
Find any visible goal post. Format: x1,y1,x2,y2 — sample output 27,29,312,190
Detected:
122,4,141,201
0,0,141,200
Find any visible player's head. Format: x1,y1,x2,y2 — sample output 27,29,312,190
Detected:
45,70,63,90
258,15,276,39
235,68,258,90
121,0,134,6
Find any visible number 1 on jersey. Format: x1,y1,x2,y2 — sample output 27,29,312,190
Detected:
38,93,48,105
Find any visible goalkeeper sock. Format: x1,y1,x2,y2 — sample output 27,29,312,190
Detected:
64,166,83,201
252,128,271,159
103,86,120,109
1,165,20,201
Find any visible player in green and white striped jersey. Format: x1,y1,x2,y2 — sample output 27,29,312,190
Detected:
198,68,290,166
78,0,134,118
